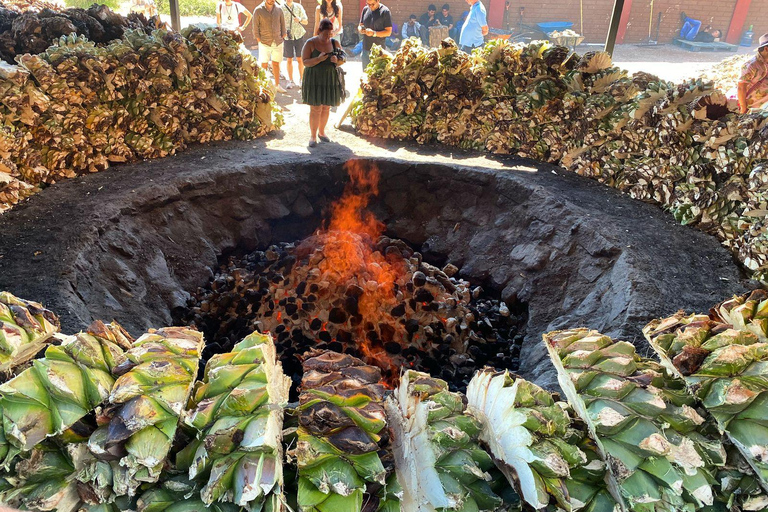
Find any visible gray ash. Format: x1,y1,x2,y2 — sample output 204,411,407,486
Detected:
176,235,526,397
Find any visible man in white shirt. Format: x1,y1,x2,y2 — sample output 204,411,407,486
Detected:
217,0,253,32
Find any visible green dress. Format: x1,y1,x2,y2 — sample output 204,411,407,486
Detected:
302,48,343,107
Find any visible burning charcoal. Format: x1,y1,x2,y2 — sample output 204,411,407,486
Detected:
414,288,434,303
344,296,359,315
384,342,401,354
345,284,364,298
176,181,527,396
329,308,347,324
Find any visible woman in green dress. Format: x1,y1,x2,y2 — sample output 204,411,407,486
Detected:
301,17,346,147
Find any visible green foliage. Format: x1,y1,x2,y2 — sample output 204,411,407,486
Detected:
63,0,122,10
156,0,217,17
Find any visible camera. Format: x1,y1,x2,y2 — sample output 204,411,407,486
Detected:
327,48,345,59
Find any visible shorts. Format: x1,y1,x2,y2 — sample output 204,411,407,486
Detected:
258,42,284,64
284,37,304,58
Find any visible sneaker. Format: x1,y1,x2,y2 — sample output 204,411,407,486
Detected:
286,82,294,90
318,135,331,142
276,85,287,93
308,139,317,147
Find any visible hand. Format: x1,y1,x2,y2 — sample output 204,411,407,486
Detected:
321,52,330,60
365,28,375,36
330,55,338,63
740,105,748,114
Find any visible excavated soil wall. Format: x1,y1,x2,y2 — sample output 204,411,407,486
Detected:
0,146,746,388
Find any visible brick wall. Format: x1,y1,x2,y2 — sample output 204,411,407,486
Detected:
623,0,737,44
297,0,768,44
746,0,768,45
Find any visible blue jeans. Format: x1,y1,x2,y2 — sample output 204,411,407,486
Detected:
680,17,701,41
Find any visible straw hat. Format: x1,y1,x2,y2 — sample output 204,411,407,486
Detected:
758,33,768,51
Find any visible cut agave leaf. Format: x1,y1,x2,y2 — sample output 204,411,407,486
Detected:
179,332,290,510
292,350,388,512
545,328,727,512
386,369,504,512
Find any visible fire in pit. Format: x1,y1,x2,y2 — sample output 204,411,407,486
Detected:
179,162,526,392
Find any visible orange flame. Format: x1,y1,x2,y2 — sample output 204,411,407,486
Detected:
315,161,404,380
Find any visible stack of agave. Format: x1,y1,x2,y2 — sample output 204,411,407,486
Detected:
4,287,768,512
0,22,280,214
0,0,64,13
0,4,162,63
351,39,768,283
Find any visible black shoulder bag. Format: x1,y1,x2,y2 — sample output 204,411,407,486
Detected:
332,39,348,100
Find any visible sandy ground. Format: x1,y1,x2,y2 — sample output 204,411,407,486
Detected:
611,43,754,83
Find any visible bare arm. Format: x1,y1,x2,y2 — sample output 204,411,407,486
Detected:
336,4,343,36
240,8,253,30
302,39,330,66
300,5,308,24
216,3,222,26
314,5,321,35
738,81,749,114
481,24,488,35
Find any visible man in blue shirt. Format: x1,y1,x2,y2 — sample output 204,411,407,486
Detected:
459,0,487,53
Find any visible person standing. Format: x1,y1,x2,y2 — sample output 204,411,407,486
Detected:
357,0,392,68
254,0,288,93
314,0,343,38
282,0,308,89
738,34,768,113
217,0,252,32
302,18,346,147
458,0,486,53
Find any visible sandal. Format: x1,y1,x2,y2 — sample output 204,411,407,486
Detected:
318,135,331,142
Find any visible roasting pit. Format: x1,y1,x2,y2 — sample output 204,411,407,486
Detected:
0,146,747,389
